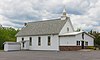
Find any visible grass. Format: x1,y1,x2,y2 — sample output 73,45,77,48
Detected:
0,49,4,52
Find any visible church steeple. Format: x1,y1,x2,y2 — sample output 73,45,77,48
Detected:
61,8,68,20
62,8,66,16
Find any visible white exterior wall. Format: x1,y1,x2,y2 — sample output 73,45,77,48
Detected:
59,33,83,46
75,33,94,46
59,19,74,35
17,35,59,51
60,33,94,46
17,37,29,49
59,36,77,46
84,34,94,46
17,33,94,51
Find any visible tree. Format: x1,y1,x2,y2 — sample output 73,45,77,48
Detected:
75,28,81,32
88,30,100,46
0,27,19,49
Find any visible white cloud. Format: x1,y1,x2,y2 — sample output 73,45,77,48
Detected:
87,1,100,20
0,0,99,32
94,26,100,32
70,13,99,32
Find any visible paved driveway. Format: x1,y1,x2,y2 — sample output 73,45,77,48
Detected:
0,51,100,60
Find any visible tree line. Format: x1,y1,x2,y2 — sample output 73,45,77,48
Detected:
0,27,19,49
88,30,100,46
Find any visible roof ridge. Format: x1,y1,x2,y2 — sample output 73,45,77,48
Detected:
28,18,62,23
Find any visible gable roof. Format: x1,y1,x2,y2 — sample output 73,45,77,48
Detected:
59,31,94,38
16,19,67,37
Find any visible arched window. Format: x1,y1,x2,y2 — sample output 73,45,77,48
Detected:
48,36,51,46
22,38,24,41
22,38,24,48
38,37,41,46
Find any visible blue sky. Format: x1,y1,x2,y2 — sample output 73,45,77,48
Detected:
0,0,100,32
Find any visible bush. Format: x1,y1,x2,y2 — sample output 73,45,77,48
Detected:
87,46,96,50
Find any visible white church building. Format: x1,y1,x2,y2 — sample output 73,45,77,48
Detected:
15,9,94,51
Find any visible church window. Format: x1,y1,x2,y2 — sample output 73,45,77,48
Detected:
22,38,24,48
29,37,32,46
48,36,51,46
38,37,41,46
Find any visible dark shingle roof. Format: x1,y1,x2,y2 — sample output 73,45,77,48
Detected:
16,19,67,36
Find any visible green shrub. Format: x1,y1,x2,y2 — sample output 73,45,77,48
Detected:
87,46,96,50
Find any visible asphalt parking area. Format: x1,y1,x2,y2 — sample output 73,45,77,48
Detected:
0,51,100,60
